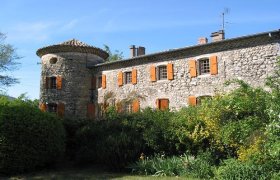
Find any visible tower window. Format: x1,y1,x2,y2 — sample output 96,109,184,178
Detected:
50,77,57,89
48,103,57,113
50,57,58,64
158,66,167,80
198,58,210,75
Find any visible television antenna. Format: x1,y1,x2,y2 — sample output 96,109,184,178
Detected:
221,8,230,31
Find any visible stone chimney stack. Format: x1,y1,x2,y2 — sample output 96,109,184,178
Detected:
198,37,208,45
130,45,136,58
137,46,145,56
211,30,225,42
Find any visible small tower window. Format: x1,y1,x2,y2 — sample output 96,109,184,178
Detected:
50,57,58,64
124,103,132,113
48,103,57,113
50,77,57,89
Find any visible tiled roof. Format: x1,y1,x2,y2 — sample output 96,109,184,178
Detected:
93,29,280,71
36,39,109,60
59,39,91,47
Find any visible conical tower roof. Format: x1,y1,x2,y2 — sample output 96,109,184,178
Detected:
36,39,109,59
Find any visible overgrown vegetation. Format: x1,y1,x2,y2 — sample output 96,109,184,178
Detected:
0,96,65,174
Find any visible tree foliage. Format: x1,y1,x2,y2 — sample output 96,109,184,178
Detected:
103,45,124,62
0,32,21,89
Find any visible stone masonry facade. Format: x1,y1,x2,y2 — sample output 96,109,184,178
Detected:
37,30,280,119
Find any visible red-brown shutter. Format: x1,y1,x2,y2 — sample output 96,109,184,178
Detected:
188,60,197,78
150,65,156,82
56,76,62,90
87,103,95,119
57,102,65,117
39,103,47,112
92,76,96,90
44,77,49,89
132,99,140,112
132,69,137,84
118,71,123,86
160,99,169,110
167,63,174,80
102,75,106,89
188,96,197,106
210,55,218,75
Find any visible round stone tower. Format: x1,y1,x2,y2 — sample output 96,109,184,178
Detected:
36,39,108,119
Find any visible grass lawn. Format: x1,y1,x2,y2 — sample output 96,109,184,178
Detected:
1,166,197,180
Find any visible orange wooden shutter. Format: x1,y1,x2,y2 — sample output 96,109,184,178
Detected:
44,77,49,89
92,76,96,90
57,103,65,117
56,76,62,90
87,103,95,119
160,99,169,110
150,65,156,82
39,103,47,112
118,71,123,86
210,55,218,75
132,69,137,84
167,63,174,80
102,75,106,89
188,96,197,106
188,60,197,78
132,99,140,112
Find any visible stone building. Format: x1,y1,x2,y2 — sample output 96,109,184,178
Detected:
37,29,280,119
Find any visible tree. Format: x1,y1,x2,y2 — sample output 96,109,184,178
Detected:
0,32,20,89
103,45,124,62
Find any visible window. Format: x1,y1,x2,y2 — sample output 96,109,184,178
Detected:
98,76,102,88
124,103,132,113
48,103,57,113
50,57,57,64
198,58,210,75
50,77,56,89
158,65,167,80
125,71,132,84
157,99,169,110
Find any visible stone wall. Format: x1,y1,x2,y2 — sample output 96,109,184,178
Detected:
95,42,279,111
40,52,103,118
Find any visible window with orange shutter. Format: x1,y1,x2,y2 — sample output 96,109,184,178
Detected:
157,99,169,110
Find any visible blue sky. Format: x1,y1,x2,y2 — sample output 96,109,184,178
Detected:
0,0,279,99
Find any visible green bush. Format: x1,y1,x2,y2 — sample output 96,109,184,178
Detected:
185,151,215,179
216,158,269,180
74,112,145,170
130,154,190,176
0,97,65,174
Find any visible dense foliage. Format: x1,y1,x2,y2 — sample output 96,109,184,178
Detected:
0,97,65,174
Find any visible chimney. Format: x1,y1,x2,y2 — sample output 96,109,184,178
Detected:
130,45,136,58
198,37,208,45
211,30,225,42
137,46,145,56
